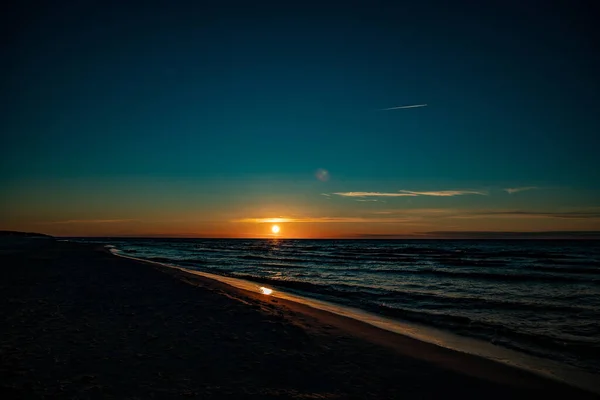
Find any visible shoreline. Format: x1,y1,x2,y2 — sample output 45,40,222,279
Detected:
112,247,600,395
1,240,597,398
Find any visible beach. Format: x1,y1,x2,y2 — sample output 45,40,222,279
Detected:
1,240,597,399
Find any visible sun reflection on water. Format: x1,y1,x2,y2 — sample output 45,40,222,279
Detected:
259,287,273,295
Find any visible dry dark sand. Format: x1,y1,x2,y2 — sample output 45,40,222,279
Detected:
1,240,597,399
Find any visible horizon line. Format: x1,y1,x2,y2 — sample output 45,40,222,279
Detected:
51,231,600,240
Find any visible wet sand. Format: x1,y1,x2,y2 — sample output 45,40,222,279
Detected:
1,240,597,399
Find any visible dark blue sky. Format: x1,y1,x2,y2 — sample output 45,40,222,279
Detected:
2,1,599,237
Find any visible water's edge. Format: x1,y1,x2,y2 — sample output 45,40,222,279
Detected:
109,247,600,395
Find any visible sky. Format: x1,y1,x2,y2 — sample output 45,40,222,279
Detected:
1,0,599,238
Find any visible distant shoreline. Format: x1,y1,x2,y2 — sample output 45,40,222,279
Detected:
59,235,600,240
4,229,599,240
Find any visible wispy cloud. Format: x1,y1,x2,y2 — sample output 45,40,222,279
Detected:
398,190,488,197
381,104,428,111
38,219,137,224
421,231,600,239
333,192,416,197
504,186,539,194
465,210,600,219
333,189,487,198
367,208,600,220
370,208,454,216
234,217,419,224
349,233,421,238
233,207,600,227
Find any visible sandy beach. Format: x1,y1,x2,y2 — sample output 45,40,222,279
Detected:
1,239,597,399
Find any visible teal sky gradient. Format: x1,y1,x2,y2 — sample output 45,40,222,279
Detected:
2,1,599,237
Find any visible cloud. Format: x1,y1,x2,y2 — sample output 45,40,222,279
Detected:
466,210,600,219
233,207,600,228
347,230,600,239
398,190,488,197
370,208,455,215
381,104,428,111
350,233,421,238
421,231,600,239
367,208,600,221
333,192,416,197
333,189,487,198
38,219,137,224
234,217,419,224
504,187,539,194
385,208,600,220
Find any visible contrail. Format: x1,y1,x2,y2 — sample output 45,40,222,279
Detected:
381,103,428,111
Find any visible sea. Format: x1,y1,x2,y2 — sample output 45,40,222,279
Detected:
73,238,600,378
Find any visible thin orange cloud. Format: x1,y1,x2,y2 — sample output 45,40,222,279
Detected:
234,217,419,223
38,219,137,224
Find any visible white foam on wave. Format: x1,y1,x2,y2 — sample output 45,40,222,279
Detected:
110,248,599,395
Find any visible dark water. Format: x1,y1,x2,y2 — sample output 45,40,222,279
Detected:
75,238,600,374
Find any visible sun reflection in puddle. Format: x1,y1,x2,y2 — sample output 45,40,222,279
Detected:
259,287,273,295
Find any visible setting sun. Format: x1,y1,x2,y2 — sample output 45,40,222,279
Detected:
271,225,280,234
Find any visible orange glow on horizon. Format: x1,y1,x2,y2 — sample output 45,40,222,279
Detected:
5,208,600,239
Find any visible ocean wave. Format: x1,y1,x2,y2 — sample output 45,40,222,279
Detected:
429,257,507,267
226,271,593,315
361,267,599,284
237,254,309,264
482,250,577,259
422,268,599,284
259,262,306,270
529,265,600,275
